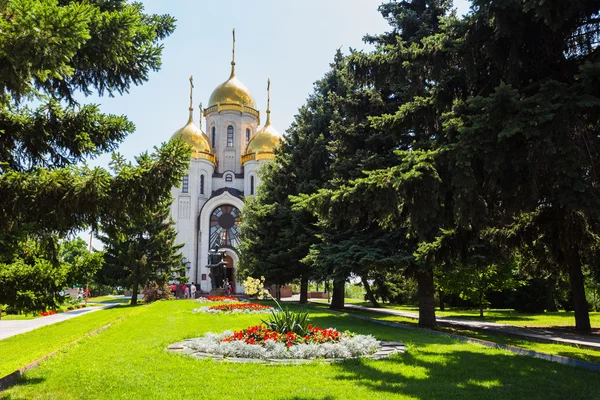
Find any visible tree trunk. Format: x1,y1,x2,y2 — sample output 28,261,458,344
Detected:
545,275,558,312
330,279,345,310
361,275,380,308
131,264,139,306
299,275,308,304
417,269,436,328
276,284,281,301
479,291,484,318
438,289,445,311
567,251,591,332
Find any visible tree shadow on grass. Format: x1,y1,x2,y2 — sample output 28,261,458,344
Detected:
328,347,599,400
302,313,600,399
0,377,45,400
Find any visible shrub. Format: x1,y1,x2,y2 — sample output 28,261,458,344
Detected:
143,283,173,303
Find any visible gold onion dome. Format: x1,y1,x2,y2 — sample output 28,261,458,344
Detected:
246,119,281,155
245,78,280,158
208,29,256,109
171,108,212,158
208,72,256,109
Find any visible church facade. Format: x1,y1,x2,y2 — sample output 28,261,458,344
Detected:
169,37,281,294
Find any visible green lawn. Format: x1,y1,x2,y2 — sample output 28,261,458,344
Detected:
332,305,600,365
332,300,600,328
1,300,599,399
87,296,134,304
0,314,36,321
0,305,140,377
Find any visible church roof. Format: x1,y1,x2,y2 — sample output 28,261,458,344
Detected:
208,71,256,109
171,108,214,161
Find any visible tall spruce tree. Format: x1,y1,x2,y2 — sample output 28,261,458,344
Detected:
238,56,346,304
443,0,600,331
0,0,189,311
298,0,600,331
294,0,459,325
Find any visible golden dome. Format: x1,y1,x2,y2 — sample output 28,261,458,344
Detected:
171,108,213,158
246,121,281,156
243,78,280,162
208,71,256,109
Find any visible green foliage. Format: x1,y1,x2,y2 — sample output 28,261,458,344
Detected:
261,308,310,336
98,198,184,305
0,0,185,312
344,283,365,300
371,273,419,305
59,237,104,287
238,55,352,296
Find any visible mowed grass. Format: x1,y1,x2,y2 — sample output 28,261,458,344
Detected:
0,306,141,377
1,300,599,400
334,306,600,365
333,300,600,328
88,296,133,304
0,314,36,321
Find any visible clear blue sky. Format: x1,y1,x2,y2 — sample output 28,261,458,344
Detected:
83,0,471,168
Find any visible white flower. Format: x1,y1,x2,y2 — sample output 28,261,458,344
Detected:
182,331,380,360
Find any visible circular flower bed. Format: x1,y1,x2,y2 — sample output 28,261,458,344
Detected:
177,324,381,360
195,296,239,303
193,303,275,314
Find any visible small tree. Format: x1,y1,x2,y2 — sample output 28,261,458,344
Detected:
98,198,184,306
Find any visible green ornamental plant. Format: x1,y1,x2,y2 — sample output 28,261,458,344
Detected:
244,276,310,335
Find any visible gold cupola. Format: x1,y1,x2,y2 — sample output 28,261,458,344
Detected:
242,79,281,163
171,77,216,165
206,29,257,112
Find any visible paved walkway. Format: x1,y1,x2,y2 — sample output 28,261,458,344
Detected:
0,305,116,341
335,303,600,351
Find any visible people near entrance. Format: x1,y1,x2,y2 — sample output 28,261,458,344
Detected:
223,279,230,294
190,282,197,299
183,284,190,299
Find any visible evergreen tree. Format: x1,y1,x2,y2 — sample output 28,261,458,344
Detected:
99,198,184,305
0,0,189,311
238,56,345,304
299,0,600,331
294,0,458,325
442,0,600,331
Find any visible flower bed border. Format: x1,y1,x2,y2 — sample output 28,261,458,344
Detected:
167,339,405,364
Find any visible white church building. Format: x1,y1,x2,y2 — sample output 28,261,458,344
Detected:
169,34,281,294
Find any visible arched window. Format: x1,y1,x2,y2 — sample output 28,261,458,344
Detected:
211,126,216,148
200,175,205,195
250,175,255,195
246,128,250,144
227,125,234,147
225,174,233,182
182,174,189,193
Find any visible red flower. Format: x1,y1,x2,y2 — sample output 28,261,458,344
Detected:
220,324,343,347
